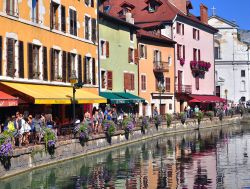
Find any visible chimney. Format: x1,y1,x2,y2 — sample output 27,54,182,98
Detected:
168,0,187,14
125,12,134,24
200,3,208,24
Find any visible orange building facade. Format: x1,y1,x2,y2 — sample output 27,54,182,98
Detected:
137,31,176,116
0,0,105,123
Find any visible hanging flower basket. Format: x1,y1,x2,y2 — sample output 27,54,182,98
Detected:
141,116,149,134
44,128,56,156
0,137,13,170
103,120,116,144
78,122,89,146
180,58,185,66
190,60,211,74
122,118,134,140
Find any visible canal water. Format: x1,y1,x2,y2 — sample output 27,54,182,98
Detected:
1,124,250,189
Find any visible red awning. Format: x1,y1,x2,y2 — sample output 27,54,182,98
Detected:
0,91,18,107
189,95,226,103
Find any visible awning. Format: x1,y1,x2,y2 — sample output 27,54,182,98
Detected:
0,91,18,107
115,92,145,103
99,92,129,104
189,95,226,103
100,92,145,104
0,82,107,104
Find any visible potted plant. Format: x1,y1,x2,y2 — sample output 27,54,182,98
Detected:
56,75,63,82
166,113,172,128
179,112,186,125
206,111,214,121
154,115,161,130
103,120,116,144
180,58,185,66
0,131,13,170
122,118,134,140
197,111,204,126
141,116,149,134
78,122,89,146
44,128,56,156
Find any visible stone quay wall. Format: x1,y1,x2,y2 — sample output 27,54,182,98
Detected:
0,116,244,179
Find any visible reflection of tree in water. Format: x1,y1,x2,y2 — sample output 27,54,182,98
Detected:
194,160,212,188
142,143,149,161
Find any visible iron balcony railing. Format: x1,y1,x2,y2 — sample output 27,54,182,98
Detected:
153,61,169,72
175,84,192,94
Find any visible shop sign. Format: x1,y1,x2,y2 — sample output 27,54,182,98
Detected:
0,100,18,107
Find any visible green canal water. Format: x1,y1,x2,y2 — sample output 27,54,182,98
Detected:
1,124,250,189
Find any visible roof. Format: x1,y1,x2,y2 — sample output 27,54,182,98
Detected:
105,0,217,33
209,15,239,28
99,11,140,30
137,29,176,44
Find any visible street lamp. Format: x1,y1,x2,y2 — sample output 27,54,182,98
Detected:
69,70,78,124
224,89,228,105
158,81,165,115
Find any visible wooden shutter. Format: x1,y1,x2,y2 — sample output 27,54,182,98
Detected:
131,74,135,90
28,43,33,79
193,48,196,61
134,49,139,64
78,55,82,83
7,38,14,77
0,36,2,76
69,9,73,34
196,77,199,90
43,46,48,81
50,48,54,81
177,45,180,60
183,45,185,59
141,75,143,90
67,53,71,81
159,51,162,62
91,18,97,43
128,48,131,63
107,71,113,90
106,41,109,58
124,73,128,90
166,77,170,92
61,5,66,32
74,10,77,36
198,49,201,61
193,28,195,39
145,45,147,59
92,58,96,85
91,0,94,7
176,22,179,34
18,41,24,78
198,30,200,40
62,51,67,82
182,24,184,35
84,56,87,83
50,2,53,29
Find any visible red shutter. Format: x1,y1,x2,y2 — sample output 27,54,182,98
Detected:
28,43,33,79
43,46,48,81
50,48,54,81
183,45,185,59
166,77,170,92
134,49,139,64
141,75,144,90
18,41,24,78
198,49,201,61
196,77,199,90
124,73,127,90
193,48,196,61
107,71,113,90
128,48,132,63
131,74,135,90
182,24,184,35
106,41,109,58
177,45,180,60
0,36,2,76
92,58,96,85
62,51,67,82
78,54,82,83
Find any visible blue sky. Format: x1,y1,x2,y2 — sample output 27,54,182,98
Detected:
191,0,250,30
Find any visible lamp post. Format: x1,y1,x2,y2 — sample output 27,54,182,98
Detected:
69,70,78,124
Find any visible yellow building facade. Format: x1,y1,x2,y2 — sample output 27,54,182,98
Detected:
0,0,105,122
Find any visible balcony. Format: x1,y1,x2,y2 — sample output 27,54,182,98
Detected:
153,61,169,72
175,84,192,94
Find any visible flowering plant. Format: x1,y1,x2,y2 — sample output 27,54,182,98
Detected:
190,61,211,72
180,58,185,66
79,122,89,146
44,128,56,155
0,131,13,169
122,118,134,134
141,116,149,130
154,115,161,125
103,120,116,136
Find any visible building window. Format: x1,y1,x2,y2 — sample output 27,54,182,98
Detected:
85,16,91,40
169,103,172,110
193,28,200,40
6,38,16,77
153,50,161,63
241,70,245,77
130,30,134,41
91,18,97,43
241,96,246,102
70,9,77,36
84,56,96,85
141,75,146,91
101,70,106,89
139,44,147,59
32,45,40,79
193,48,198,61
32,0,39,23
51,2,59,30
215,41,220,59
54,49,60,80
148,2,156,12
85,0,94,7
70,53,76,72
176,22,184,35
241,81,246,91
6,0,18,17
100,40,109,58
107,70,113,90
124,73,135,91
216,86,220,97
128,48,134,63
177,44,185,60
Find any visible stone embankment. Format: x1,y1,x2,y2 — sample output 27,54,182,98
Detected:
0,115,245,179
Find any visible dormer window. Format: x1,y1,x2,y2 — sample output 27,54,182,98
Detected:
119,1,135,16
148,2,156,12
146,0,162,13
